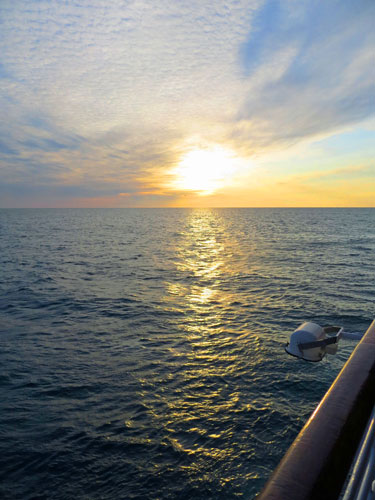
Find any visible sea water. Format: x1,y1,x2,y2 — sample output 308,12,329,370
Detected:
0,208,374,499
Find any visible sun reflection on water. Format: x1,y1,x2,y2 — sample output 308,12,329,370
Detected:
175,218,224,281
163,209,231,340
157,209,264,482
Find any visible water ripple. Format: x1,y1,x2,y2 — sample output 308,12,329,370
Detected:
0,208,374,499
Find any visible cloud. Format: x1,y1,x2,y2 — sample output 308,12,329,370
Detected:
235,0,375,150
0,0,259,131
0,0,261,205
0,0,374,206
285,164,375,184
0,99,185,206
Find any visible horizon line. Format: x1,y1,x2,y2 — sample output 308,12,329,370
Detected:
1,206,374,210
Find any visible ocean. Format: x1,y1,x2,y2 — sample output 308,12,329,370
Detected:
0,208,374,499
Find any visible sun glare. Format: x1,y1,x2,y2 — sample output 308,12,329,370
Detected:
169,147,240,195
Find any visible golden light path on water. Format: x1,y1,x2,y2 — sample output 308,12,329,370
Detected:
154,209,268,487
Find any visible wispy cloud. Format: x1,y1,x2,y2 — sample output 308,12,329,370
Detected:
234,0,375,150
281,164,375,184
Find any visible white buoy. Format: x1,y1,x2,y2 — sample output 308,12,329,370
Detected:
285,322,343,362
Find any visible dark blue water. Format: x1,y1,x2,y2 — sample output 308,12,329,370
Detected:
0,208,374,499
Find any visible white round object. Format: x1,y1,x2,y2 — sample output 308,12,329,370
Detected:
286,322,325,361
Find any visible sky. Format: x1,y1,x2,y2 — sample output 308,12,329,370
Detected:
0,0,374,208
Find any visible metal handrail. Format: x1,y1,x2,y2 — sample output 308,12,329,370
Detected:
342,404,375,500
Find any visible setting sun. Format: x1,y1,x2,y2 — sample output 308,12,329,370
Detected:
169,147,240,195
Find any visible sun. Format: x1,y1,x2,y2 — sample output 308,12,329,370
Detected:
169,147,239,195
